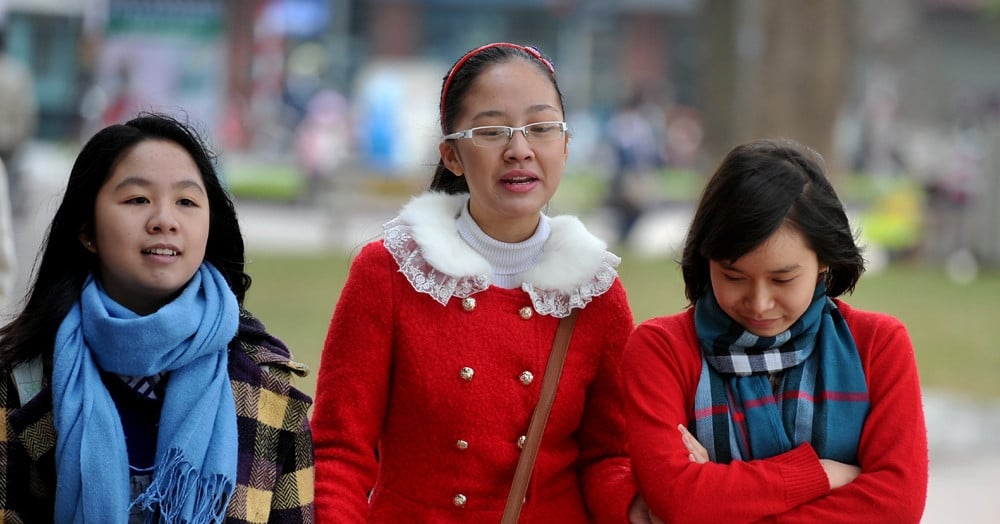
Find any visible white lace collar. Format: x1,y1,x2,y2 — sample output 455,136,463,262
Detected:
382,192,620,317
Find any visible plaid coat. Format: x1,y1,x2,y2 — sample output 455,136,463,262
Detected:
0,310,315,523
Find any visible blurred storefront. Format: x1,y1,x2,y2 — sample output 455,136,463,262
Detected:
2,0,95,139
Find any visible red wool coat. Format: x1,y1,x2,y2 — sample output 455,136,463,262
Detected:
312,193,638,523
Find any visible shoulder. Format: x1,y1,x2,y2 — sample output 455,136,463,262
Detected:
352,238,394,268
624,309,702,376
229,310,311,400
835,299,909,341
343,240,403,293
834,299,915,368
577,277,633,331
627,309,699,356
634,308,696,336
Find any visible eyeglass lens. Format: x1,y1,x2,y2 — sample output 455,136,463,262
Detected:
472,122,564,146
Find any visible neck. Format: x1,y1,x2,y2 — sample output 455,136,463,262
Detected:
467,202,542,243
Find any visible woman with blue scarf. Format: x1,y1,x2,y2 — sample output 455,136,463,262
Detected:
0,113,315,522
622,139,928,523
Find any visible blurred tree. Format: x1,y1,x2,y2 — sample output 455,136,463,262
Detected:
697,0,739,171
698,0,856,176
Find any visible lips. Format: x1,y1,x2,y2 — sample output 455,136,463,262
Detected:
143,247,179,256
500,168,540,187
502,176,537,185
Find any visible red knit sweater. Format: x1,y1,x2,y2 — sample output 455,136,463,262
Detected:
622,301,928,523
312,241,637,523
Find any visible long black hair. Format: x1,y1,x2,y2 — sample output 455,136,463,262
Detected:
430,43,565,194
680,138,865,305
0,112,250,369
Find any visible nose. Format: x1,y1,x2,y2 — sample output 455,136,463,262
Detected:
504,130,535,161
744,284,774,314
147,203,179,233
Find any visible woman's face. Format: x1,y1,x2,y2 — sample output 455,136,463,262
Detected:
439,58,568,242
709,225,828,337
85,139,210,315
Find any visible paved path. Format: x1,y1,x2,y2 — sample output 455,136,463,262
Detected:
8,142,999,522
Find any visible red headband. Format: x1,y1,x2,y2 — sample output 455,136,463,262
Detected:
439,42,556,133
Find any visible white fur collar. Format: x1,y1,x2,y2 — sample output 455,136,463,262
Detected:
383,192,620,317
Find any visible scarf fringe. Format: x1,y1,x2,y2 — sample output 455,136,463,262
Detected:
131,447,235,524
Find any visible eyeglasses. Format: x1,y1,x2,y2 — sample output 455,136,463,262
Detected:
443,121,568,148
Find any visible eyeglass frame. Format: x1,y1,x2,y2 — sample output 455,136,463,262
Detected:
442,121,568,147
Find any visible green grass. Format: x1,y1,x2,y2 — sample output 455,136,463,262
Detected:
243,250,1000,403
222,161,305,202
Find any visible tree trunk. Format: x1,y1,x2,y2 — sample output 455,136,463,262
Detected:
697,0,740,171
748,0,855,174
699,0,856,175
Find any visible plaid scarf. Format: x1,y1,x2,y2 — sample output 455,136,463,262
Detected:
692,283,869,463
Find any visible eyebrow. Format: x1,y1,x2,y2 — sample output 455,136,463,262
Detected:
113,176,206,194
470,104,560,122
719,261,802,274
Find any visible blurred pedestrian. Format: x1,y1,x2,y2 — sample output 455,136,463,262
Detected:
604,90,667,246
293,88,352,201
311,42,654,522
0,113,315,522
0,26,38,214
623,138,928,522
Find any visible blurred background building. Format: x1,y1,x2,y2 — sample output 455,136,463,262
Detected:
2,0,999,265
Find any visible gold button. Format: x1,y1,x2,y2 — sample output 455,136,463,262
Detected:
519,371,534,386
517,435,527,449
456,439,469,450
519,306,533,319
453,494,467,507
462,297,477,311
459,367,474,381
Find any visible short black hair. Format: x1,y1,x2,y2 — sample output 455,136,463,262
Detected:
680,138,864,304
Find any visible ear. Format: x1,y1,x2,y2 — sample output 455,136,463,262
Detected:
439,141,464,176
79,231,97,253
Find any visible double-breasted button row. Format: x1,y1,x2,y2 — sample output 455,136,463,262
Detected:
458,296,536,321
454,436,527,451
457,366,535,386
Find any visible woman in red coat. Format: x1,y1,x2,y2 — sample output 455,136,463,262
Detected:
311,43,651,523
623,139,928,523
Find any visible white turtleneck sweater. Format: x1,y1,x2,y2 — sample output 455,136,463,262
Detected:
455,200,551,289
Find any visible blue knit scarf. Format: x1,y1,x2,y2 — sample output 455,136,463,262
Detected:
692,283,870,464
52,263,239,523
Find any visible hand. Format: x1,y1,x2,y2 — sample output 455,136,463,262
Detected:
819,459,861,490
678,424,709,464
628,495,665,524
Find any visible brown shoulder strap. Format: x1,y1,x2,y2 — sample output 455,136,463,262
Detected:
501,309,579,524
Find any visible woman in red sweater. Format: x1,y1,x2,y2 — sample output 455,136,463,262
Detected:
622,138,928,523
312,43,652,522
